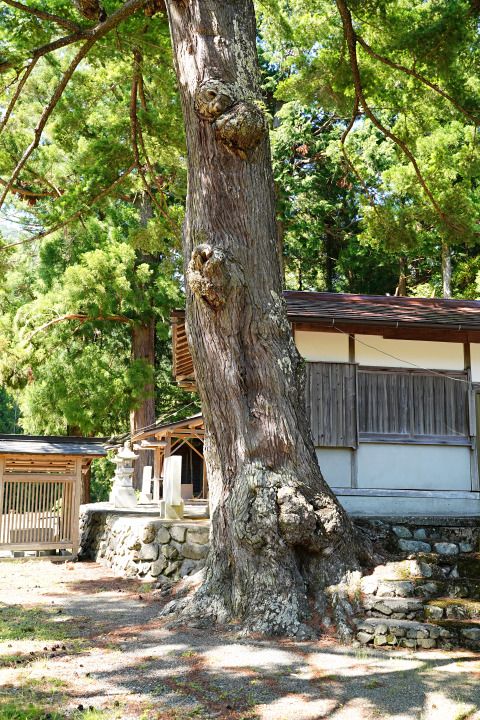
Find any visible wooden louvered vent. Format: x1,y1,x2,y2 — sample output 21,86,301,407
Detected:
358,368,471,444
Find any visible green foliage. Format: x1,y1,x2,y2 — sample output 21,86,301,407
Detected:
0,0,189,438
0,386,21,434
0,215,183,435
259,0,480,297
90,456,113,503
0,702,64,720
271,102,361,291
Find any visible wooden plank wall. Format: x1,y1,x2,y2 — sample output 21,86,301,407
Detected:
305,362,357,448
358,368,469,441
358,371,409,435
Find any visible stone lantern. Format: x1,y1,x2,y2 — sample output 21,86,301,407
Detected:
109,441,138,508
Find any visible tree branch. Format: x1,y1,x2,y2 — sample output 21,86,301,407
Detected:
355,35,478,126
0,32,90,74
340,95,389,232
1,0,85,32
0,161,136,250
0,57,38,136
0,0,147,210
136,119,182,239
130,46,164,216
24,313,132,342
335,0,458,230
0,176,56,199
3,152,63,196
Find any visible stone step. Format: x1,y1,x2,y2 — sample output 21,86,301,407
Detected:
354,616,480,651
362,595,424,619
363,577,480,601
394,537,476,555
361,593,480,622
362,554,480,587
423,598,480,621
399,552,480,578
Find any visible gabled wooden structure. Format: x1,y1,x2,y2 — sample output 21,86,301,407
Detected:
128,414,206,499
0,435,106,556
171,292,480,516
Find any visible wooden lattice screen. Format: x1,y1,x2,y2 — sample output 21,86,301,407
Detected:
0,455,82,556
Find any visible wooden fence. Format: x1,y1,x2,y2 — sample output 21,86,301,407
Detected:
0,455,82,556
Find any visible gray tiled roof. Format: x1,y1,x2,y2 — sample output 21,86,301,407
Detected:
0,435,107,456
284,291,480,330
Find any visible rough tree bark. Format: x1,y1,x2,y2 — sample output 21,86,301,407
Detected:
163,0,373,637
130,319,156,488
130,192,156,489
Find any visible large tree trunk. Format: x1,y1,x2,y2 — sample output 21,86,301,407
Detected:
398,255,407,296
130,319,156,489
165,0,371,637
130,191,156,489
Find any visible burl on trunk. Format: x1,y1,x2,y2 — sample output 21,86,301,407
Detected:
165,0,372,636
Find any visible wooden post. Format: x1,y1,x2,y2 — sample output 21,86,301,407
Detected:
72,458,82,558
0,457,4,545
80,464,91,505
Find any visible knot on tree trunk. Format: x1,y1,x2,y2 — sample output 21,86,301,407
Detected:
194,80,266,160
187,244,242,309
72,0,107,21
194,80,235,120
277,485,326,551
214,102,267,160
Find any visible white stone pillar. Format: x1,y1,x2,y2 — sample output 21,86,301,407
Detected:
160,455,184,519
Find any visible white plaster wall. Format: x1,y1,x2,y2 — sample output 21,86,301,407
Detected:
470,343,480,382
315,448,351,488
295,330,349,362
354,334,464,370
357,443,471,491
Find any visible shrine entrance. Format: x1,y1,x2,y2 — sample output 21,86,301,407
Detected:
129,413,206,501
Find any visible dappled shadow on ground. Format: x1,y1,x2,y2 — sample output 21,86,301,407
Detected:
2,561,480,719
85,624,480,720
52,570,151,597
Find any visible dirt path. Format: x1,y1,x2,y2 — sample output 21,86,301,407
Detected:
1,558,480,720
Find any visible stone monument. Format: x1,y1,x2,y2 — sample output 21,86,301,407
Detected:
109,441,138,508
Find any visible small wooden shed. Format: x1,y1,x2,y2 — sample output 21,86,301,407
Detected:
0,435,106,556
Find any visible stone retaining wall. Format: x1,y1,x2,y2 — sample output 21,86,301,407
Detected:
79,505,210,581
80,507,480,584
355,515,480,555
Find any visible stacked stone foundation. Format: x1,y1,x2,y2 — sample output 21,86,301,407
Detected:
355,516,480,651
79,505,209,581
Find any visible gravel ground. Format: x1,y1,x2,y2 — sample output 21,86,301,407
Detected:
1,558,480,720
